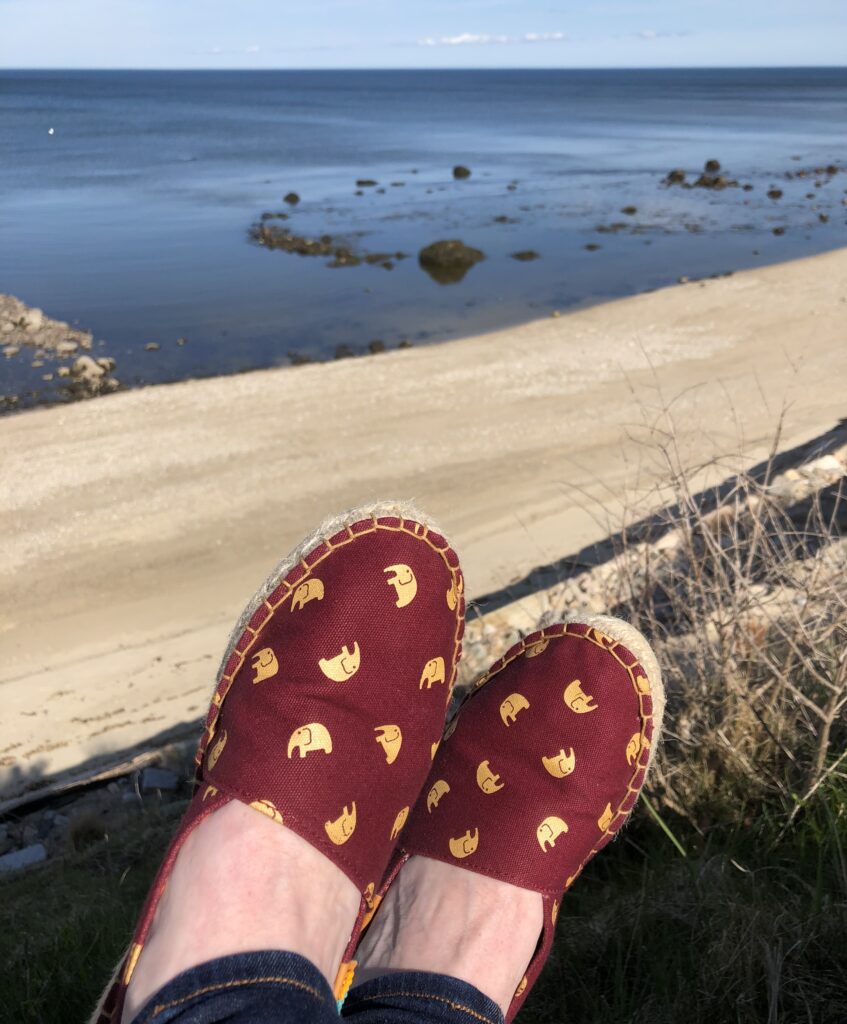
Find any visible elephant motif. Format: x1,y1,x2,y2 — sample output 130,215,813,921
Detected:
598,802,614,831
250,799,283,824
419,656,446,689
536,815,568,852
390,806,410,840
252,647,279,684
563,679,598,714
541,747,576,779
291,578,325,611
325,803,357,845
426,779,451,812
383,564,418,608
206,729,228,771
287,722,333,758
499,692,530,726
448,828,479,859
319,642,361,681
476,759,504,794
374,724,402,764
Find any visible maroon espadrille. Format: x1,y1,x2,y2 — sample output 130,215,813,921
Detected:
92,502,465,1023
373,616,664,1022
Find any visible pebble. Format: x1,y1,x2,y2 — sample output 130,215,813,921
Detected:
2,345,20,357
0,844,47,872
55,340,78,356
145,342,160,352
72,354,105,379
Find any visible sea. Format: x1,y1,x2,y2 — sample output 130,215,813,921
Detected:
1,67,846,408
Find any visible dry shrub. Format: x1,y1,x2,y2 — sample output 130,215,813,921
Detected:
601,427,847,834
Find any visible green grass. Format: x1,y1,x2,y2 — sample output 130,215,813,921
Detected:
1,788,845,1024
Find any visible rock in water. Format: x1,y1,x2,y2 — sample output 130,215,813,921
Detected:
453,165,472,180
704,158,721,173
510,250,540,261
418,240,485,285
663,169,686,185
283,192,300,205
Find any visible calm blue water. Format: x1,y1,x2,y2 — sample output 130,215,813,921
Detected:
1,68,846,408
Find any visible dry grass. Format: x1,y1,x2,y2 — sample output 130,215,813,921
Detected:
603,425,847,837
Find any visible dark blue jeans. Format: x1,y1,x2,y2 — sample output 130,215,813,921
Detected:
131,951,504,1024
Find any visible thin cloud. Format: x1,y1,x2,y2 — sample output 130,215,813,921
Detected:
419,31,567,47
636,29,691,40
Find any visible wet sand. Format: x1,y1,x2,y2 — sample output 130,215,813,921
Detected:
2,248,846,801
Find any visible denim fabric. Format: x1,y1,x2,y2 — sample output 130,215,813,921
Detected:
130,951,504,1024
131,951,338,1024
344,971,504,1024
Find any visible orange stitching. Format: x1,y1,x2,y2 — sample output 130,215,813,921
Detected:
354,990,497,1024
151,975,325,1015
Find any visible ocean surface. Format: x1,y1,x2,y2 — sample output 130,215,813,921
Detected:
1,67,846,408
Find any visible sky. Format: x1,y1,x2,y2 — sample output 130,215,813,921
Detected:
1,0,844,70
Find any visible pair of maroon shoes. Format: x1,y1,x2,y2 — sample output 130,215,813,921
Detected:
94,502,664,1023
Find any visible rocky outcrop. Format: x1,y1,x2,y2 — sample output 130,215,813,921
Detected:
1,295,119,409
418,239,485,285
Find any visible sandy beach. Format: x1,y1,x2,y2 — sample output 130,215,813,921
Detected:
2,247,846,802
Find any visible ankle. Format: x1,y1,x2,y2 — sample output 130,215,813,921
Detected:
123,801,360,1022
355,856,543,1016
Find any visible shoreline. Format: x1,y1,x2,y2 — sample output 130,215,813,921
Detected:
2,246,847,799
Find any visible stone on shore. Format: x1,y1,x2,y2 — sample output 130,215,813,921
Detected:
418,239,485,285
0,843,47,873
453,165,472,180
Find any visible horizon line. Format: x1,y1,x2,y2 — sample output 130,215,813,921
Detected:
2,63,846,73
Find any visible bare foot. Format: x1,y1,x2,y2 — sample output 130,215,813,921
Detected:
354,855,543,1016
122,800,360,1022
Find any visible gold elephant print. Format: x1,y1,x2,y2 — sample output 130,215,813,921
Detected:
515,976,528,998
364,882,376,908
319,642,361,682
446,574,463,611
542,747,576,779
419,656,446,689
325,803,357,845
292,578,325,611
598,803,614,831
202,784,218,801
592,627,612,645
551,899,559,924
431,740,440,760
287,722,333,759
390,806,410,840
525,638,549,658
563,679,598,714
374,724,402,764
625,732,649,765
635,674,651,694
449,828,479,859
537,815,569,852
252,647,279,684
250,799,283,824
500,692,530,727
427,779,450,812
206,729,228,771
476,759,504,794
384,564,418,608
